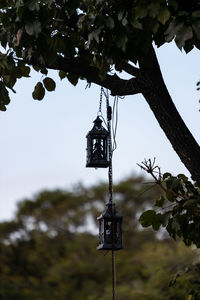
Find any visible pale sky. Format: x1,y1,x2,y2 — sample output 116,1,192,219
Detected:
0,42,200,221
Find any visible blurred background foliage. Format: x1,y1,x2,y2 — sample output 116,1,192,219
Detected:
0,175,200,299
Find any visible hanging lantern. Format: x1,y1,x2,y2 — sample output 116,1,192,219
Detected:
97,202,123,250
86,116,110,168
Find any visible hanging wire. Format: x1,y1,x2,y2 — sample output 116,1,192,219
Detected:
112,95,119,152
99,87,119,151
98,87,121,300
95,87,121,299
104,88,117,300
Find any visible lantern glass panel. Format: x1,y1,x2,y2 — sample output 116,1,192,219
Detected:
99,219,104,244
116,222,121,243
105,220,112,243
92,138,107,160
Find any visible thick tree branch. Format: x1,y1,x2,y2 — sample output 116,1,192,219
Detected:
42,56,142,96
138,45,200,183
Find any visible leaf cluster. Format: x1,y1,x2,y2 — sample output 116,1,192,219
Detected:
140,173,200,248
0,1,200,109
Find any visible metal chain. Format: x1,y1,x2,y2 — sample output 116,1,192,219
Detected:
98,87,104,116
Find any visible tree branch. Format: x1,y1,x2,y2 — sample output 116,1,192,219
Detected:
39,56,142,96
122,62,140,77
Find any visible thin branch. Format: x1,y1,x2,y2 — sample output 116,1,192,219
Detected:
137,158,167,193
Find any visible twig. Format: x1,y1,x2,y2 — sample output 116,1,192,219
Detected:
137,158,167,193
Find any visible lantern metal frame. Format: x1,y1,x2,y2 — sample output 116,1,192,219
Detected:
97,202,123,251
86,116,110,168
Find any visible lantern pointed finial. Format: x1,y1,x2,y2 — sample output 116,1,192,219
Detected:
93,116,102,126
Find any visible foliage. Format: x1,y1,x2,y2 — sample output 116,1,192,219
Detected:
0,1,200,108
139,159,200,249
0,176,200,299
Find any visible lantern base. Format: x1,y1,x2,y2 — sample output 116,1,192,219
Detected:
86,160,110,168
97,244,123,251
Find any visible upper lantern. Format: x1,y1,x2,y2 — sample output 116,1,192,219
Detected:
86,116,110,168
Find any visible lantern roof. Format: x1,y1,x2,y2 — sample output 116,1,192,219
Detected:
97,202,122,220
86,116,109,137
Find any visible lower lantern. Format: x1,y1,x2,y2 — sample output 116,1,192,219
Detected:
97,202,123,250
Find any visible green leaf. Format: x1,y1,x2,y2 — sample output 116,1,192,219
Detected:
40,67,48,75
192,10,200,18
185,295,193,300
171,218,180,231
134,6,148,19
3,75,16,90
192,21,200,40
25,20,41,38
32,65,40,72
155,196,165,207
168,0,178,11
131,19,143,30
0,82,10,111
43,77,56,91
0,104,6,111
157,7,170,25
152,22,159,34
140,210,161,230
183,199,197,208
163,172,171,180
0,81,10,105
159,211,171,227
88,26,103,44
122,17,128,26
28,0,40,11
165,177,180,190
15,0,24,10
67,73,79,86
165,20,184,42
152,213,161,230
105,17,114,29
32,82,45,100
116,34,128,52
139,210,156,227
177,173,188,181
59,70,67,80
175,26,193,49
166,190,175,202
20,65,30,77
172,205,180,215
118,10,124,21
148,2,160,18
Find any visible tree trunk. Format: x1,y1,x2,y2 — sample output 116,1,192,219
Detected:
138,46,200,183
